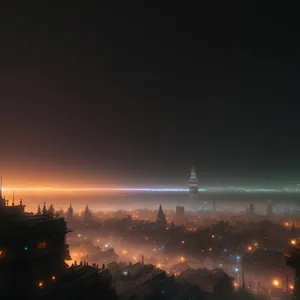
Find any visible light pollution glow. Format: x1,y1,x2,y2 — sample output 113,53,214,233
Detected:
1,186,298,193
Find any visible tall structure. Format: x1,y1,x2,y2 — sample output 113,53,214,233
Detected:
248,203,254,215
175,206,185,225
189,166,198,194
156,204,167,228
66,203,73,221
83,204,93,225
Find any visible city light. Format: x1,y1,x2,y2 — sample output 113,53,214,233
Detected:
248,246,252,251
51,276,56,280
290,285,294,290
180,257,185,262
272,279,280,287
291,239,297,245
234,268,239,272
37,281,44,288
181,240,185,244
211,235,215,238
122,250,127,254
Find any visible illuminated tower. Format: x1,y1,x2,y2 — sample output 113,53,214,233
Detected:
156,204,167,228
189,166,198,194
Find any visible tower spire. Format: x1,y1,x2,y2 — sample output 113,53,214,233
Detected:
189,166,198,194
12,190,15,206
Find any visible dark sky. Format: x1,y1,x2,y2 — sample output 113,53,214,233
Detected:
0,2,300,187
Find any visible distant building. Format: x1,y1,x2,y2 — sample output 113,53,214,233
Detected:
248,203,254,214
176,206,185,225
83,204,93,225
189,166,198,194
66,203,73,222
176,206,184,217
156,204,167,228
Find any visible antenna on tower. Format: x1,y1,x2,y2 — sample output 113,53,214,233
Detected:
12,190,15,206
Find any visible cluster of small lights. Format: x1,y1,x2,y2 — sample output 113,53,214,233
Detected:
37,276,56,288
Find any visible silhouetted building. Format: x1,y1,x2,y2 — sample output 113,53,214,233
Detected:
0,181,117,300
248,203,254,214
156,204,167,228
175,206,185,225
83,204,93,225
66,203,74,222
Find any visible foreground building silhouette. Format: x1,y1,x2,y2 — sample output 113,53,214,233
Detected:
0,186,117,300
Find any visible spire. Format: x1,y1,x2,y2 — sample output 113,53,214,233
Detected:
84,204,93,224
42,202,47,215
156,204,167,228
189,166,198,194
157,204,164,217
48,204,55,215
37,204,41,215
68,203,73,213
12,190,15,206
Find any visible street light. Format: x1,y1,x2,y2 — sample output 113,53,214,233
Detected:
272,279,280,287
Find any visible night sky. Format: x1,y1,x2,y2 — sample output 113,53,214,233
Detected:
0,2,300,187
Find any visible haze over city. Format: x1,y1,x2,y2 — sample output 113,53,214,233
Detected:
1,2,300,300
